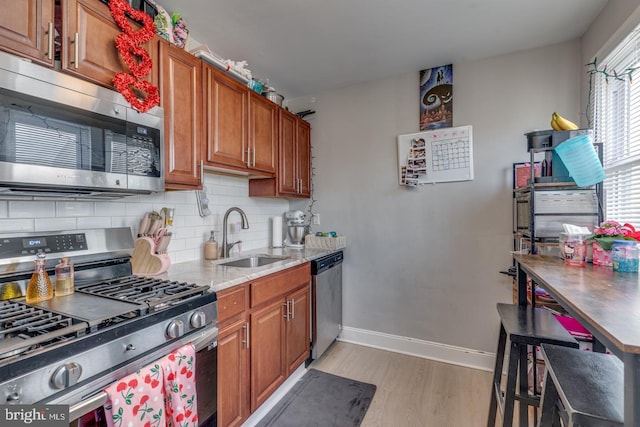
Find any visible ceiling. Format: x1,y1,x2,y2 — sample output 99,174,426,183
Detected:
155,0,609,100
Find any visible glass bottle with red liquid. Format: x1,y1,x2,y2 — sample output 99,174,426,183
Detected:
26,252,53,304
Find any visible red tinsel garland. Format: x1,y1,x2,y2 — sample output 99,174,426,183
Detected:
108,0,159,113
115,33,152,79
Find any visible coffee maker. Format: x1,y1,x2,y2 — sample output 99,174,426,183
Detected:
284,210,306,248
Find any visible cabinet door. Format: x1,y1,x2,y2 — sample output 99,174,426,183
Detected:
250,298,286,412
249,93,277,174
160,42,202,189
296,119,311,197
285,285,310,374
63,0,155,88
204,65,248,170
0,0,54,67
218,320,250,427
278,110,298,196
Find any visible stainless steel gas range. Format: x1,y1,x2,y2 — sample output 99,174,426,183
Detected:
0,228,218,424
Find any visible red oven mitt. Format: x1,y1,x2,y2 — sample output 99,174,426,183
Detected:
162,343,198,427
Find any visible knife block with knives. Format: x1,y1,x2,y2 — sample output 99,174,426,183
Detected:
132,210,173,276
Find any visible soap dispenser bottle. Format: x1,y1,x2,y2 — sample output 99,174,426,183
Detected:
26,252,53,304
204,231,218,260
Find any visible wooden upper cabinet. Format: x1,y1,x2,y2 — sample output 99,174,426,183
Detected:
278,110,298,195
296,118,311,197
62,0,156,88
0,0,55,67
248,92,277,174
249,110,310,198
203,63,248,170
160,41,202,189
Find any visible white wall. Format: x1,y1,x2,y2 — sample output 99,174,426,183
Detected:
292,39,582,354
0,174,289,263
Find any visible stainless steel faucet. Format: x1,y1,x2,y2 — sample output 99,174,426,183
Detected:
221,207,250,258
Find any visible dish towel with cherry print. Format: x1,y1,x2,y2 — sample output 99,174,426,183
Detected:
103,361,166,427
161,343,198,427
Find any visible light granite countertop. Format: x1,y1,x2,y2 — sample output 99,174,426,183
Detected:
165,247,340,294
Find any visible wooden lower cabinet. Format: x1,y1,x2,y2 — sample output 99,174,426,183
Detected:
217,264,311,427
285,285,310,374
250,297,287,411
218,319,250,427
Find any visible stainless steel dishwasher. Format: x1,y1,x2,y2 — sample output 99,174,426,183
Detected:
310,250,344,360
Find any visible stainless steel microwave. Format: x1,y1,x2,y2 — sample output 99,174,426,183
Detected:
0,51,164,198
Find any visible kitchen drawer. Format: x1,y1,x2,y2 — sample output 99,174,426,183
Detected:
250,263,310,308
218,284,248,323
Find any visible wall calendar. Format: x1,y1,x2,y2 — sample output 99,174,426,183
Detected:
397,125,473,187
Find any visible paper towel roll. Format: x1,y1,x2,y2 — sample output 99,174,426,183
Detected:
271,216,283,248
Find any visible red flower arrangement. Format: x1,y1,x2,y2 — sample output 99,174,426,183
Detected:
108,0,159,113
589,220,638,250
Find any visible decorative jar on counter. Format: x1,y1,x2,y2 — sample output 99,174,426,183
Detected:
611,240,639,273
561,234,587,267
592,241,613,266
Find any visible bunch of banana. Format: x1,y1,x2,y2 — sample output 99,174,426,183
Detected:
551,112,579,131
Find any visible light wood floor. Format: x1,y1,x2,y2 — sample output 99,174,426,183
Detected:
310,341,494,427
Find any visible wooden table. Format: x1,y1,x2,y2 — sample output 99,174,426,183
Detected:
513,254,640,427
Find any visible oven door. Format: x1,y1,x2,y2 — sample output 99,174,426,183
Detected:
195,327,218,426
68,324,218,426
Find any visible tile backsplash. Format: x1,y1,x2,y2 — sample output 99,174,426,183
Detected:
0,174,290,263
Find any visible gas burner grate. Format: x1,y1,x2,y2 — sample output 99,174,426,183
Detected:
0,300,88,361
0,300,74,338
77,276,209,310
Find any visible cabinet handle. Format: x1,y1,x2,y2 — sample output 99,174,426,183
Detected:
200,159,204,183
46,22,54,60
283,301,290,320
253,145,256,167
291,298,295,319
242,322,250,349
71,32,79,69
246,148,251,167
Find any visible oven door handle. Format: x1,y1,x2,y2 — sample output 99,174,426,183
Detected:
191,323,219,352
69,324,218,420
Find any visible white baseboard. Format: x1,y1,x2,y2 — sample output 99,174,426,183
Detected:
338,326,496,372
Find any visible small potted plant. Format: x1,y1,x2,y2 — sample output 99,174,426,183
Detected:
589,220,635,266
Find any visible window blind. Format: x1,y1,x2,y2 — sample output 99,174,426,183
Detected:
594,22,640,225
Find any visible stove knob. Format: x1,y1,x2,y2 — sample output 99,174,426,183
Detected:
166,319,185,339
51,362,83,389
190,310,207,328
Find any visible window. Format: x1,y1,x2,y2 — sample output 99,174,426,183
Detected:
593,22,640,225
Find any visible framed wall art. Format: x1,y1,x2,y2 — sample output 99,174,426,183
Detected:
420,64,453,130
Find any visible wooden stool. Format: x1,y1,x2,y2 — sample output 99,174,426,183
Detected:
538,344,623,426
487,303,579,427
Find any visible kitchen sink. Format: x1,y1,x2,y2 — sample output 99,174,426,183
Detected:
219,255,290,268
